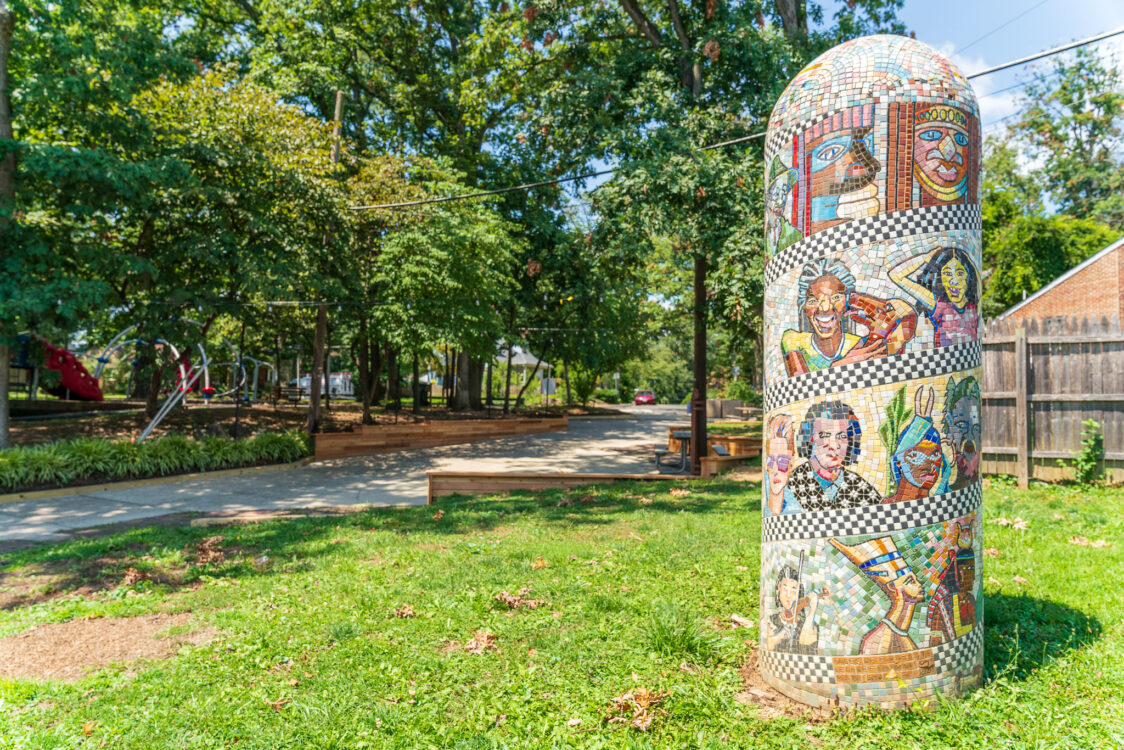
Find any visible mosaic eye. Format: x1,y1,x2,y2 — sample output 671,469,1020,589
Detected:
954,132,969,147
918,129,942,141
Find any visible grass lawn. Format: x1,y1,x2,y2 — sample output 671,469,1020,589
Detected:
1,478,1122,748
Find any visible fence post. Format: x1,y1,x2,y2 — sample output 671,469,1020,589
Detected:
1015,326,1029,489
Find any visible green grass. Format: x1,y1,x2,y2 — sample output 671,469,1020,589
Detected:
0,478,1122,748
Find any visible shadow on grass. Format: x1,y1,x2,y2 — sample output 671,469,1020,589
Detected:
983,592,1102,684
0,478,760,609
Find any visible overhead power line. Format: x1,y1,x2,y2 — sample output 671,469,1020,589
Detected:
954,0,1053,56
351,26,1124,211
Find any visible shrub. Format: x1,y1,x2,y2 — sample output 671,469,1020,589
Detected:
1069,419,1104,484
593,388,621,404
0,430,311,492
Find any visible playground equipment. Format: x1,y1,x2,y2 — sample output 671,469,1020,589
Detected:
7,320,274,442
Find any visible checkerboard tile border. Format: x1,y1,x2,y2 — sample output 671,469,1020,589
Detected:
764,341,981,412
764,204,982,287
761,482,982,543
759,625,984,686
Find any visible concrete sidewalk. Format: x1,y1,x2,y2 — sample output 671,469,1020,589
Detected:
0,406,687,544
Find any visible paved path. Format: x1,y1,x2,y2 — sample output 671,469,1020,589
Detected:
0,406,689,544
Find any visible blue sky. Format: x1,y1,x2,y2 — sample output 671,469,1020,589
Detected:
888,0,1124,132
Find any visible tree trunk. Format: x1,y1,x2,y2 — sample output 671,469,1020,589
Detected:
513,347,549,411
485,357,493,406
355,318,374,424
372,343,387,405
0,1,15,449
443,345,451,404
468,357,483,411
387,346,399,402
563,361,572,405
502,345,514,414
144,366,163,419
691,256,707,476
452,350,471,411
306,303,328,434
775,0,807,42
0,344,9,449
412,352,420,413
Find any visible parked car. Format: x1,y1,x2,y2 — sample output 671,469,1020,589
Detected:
634,389,656,405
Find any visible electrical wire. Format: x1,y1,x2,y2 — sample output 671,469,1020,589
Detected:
954,0,1053,56
350,26,1124,211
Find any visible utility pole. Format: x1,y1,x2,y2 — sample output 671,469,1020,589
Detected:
307,90,344,434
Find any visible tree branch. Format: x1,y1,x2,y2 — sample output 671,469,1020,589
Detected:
618,0,662,47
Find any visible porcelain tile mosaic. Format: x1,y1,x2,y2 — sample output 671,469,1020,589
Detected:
760,34,982,709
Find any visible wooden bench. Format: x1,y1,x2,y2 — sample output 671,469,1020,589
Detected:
427,472,680,504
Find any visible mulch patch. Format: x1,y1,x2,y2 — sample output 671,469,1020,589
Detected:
0,613,217,682
12,403,621,446
736,647,838,722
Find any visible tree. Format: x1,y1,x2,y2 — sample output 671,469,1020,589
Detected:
1012,48,1124,230
981,215,1117,318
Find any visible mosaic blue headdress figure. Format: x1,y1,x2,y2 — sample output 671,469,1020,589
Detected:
887,386,950,502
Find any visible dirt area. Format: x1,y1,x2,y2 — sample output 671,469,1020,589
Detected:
736,647,837,722
0,613,216,681
12,402,622,446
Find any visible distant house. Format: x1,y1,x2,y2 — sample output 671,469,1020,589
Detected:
997,236,1124,325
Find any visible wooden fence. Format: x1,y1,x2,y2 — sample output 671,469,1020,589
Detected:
981,316,1123,486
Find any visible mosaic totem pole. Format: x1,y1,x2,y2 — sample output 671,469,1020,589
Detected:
759,36,983,709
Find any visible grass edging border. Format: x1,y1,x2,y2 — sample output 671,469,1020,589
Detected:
0,457,316,505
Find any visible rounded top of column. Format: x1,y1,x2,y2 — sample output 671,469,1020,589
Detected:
768,35,978,138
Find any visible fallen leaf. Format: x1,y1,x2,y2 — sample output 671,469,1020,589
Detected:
196,536,226,564
987,576,1002,587
669,487,690,497
556,497,573,508
532,557,549,569
82,721,96,737
638,496,653,505
1013,575,1029,586
567,718,582,727
495,589,549,610
1012,518,1029,531
679,662,699,673
438,641,460,654
730,614,755,629
552,611,563,619
984,548,1001,558
465,630,499,655
578,495,597,504
527,648,537,657
121,568,149,586
288,678,299,687
1052,513,1065,520
735,565,748,571
606,687,668,731
394,605,416,618
1069,536,1112,548
264,697,290,712
432,510,445,521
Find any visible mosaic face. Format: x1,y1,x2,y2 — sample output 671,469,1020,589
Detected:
913,106,971,203
762,34,981,709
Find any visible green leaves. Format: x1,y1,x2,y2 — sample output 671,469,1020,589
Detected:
0,430,311,492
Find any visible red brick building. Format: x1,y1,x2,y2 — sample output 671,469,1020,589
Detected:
997,236,1124,324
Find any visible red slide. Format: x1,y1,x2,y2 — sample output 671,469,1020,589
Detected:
42,340,104,401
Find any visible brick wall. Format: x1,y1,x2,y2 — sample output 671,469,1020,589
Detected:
1002,245,1121,325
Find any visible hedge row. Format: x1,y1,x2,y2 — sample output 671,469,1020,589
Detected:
0,431,311,492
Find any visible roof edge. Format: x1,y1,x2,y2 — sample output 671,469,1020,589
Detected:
996,234,1124,319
